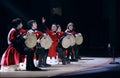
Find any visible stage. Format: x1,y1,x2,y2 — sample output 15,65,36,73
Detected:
1,57,118,78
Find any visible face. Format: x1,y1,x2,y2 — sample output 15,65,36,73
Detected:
51,24,57,32
57,26,61,32
17,22,23,29
68,25,73,30
68,23,73,30
32,22,37,30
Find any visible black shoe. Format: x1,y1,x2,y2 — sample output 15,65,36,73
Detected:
65,59,70,64
44,64,51,67
79,56,81,60
62,61,67,65
39,64,45,67
70,59,78,62
67,60,70,64
27,67,43,71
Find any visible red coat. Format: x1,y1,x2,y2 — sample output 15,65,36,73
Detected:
1,28,27,66
27,29,43,39
45,28,59,57
65,29,76,55
65,29,76,35
57,31,64,39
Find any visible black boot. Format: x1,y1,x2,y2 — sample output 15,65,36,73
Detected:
43,51,51,67
26,49,42,71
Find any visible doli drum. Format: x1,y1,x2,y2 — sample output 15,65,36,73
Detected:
24,33,37,48
69,34,76,46
75,33,83,45
40,34,53,49
61,35,71,49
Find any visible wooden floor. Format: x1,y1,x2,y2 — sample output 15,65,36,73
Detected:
0,57,112,78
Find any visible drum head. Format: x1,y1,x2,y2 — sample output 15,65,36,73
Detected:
70,35,76,46
75,35,83,45
40,35,53,49
62,35,71,48
25,33,37,48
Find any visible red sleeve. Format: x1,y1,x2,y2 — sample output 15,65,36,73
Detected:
58,32,64,36
35,31,43,39
9,30,16,41
72,30,76,35
57,32,64,39
37,31,43,35
65,29,69,33
65,29,76,35
19,29,27,34
61,32,64,36
45,28,52,36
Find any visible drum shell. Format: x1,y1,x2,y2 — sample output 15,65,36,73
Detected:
24,33,37,48
40,35,53,49
60,35,71,49
75,33,83,45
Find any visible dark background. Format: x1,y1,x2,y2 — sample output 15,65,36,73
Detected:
0,0,120,57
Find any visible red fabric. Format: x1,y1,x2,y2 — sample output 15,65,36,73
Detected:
48,41,58,57
1,45,22,66
29,30,43,39
29,30,43,59
65,29,76,35
57,31,64,39
65,50,68,56
34,31,43,39
33,53,37,60
31,30,43,50
9,30,16,42
45,29,58,57
45,28,58,41
65,29,76,54
19,28,27,34
1,28,26,66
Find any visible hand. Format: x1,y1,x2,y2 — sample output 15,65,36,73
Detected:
78,33,82,37
75,33,82,36
42,17,46,24
37,39,40,43
43,33,47,39
57,28,61,32
67,35,70,39
23,35,26,39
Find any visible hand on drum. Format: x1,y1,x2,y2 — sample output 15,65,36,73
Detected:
37,39,41,43
66,35,70,39
23,35,27,39
75,33,82,37
43,33,47,39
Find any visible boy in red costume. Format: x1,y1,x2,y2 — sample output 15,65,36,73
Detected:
1,18,26,68
65,22,78,61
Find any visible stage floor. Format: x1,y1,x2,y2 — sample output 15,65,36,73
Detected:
0,57,112,78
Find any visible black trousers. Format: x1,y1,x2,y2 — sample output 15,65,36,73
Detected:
67,46,76,60
35,45,49,66
20,47,36,70
13,39,37,70
73,45,81,59
37,50,48,66
56,46,66,64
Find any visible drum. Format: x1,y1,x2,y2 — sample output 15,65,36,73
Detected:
40,34,53,49
69,34,76,46
61,35,71,49
24,33,37,48
75,33,83,45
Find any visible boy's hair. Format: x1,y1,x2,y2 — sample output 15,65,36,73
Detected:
11,18,22,28
27,20,36,28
